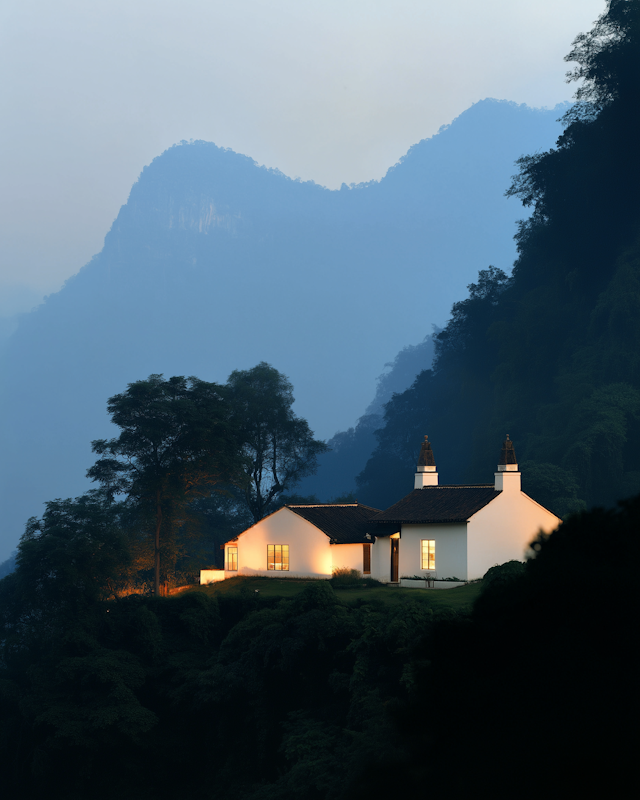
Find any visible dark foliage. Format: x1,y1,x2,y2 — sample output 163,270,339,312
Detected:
479,558,525,592
0,535,440,799
84,365,324,584
1,485,637,798
357,0,640,513
226,362,328,523
398,495,640,798
87,374,240,595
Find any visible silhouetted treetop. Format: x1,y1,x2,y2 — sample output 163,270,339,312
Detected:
566,0,640,108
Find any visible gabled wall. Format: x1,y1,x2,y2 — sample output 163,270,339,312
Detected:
225,508,332,578
467,490,560,579
397,523,468,580
331,543,369,575
371,534,393,583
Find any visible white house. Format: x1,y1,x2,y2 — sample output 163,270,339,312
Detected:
216,502,380,581
207,436,561,585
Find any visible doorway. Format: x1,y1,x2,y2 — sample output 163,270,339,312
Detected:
390,539,399,582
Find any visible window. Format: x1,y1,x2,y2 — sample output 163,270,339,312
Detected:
267,544,289,571
227,546,238,571
363,543,371,574
421,539,435,570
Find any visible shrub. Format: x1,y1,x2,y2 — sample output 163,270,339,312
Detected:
330,568,362,586
330,568,383,588
481,560,525,592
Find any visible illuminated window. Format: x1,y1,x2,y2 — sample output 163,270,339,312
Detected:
267,544,289,571
363,543,371,574
421,540,435,570
227,546,238,571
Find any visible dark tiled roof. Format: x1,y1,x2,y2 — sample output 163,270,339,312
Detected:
370,486,499,524
287,503,381,544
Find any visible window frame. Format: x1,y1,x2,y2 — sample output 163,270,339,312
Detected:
227,546,238,571
421,539,435,571
267,544,289,571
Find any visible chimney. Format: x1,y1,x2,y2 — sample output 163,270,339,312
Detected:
494,434,521,491
415,435,438,488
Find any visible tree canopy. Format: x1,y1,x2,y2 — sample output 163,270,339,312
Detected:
227,362,328,522
87,375,239,595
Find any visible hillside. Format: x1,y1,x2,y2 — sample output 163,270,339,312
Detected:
1,491,636,798
0,99,564,556
356,1,640,513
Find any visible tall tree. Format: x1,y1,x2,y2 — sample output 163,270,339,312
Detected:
87,375,238,596
227,363,328,522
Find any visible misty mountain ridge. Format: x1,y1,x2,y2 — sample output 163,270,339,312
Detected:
297,330,438,501
0,99,567,558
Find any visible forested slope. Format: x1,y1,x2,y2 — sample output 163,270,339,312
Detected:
358,0,640,514
1,486,636,799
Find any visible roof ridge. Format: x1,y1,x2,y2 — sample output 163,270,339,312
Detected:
288,503,359,508
419,484,495,489
372,485,499,525
287,502,382,510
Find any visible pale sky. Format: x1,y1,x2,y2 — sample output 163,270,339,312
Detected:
0,0,605,314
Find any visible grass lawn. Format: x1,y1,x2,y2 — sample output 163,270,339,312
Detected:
336,581,482,610
191,576,317,599
184,577,483,610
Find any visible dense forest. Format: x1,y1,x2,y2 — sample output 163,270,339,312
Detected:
356,0,640,516
0,488,636,799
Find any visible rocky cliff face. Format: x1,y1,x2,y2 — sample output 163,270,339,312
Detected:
0,99,565,556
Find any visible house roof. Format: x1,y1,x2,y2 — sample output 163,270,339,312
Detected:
287,503,381,544
369,486,499,525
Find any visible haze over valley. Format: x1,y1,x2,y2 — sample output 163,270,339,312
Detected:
0,100,566,558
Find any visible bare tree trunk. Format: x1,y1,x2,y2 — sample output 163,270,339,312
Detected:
155,489,162,597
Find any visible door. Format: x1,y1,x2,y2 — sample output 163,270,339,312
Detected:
390,539,399,582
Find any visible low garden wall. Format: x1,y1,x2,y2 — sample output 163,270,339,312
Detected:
400,578,467,590
200,569,225,584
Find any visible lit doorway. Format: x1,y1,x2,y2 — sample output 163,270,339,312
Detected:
390,539,399,582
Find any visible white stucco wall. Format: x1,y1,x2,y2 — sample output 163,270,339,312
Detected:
370,534,394,582
200,569,225,584
224,507,333,578
398,523,469,580
467,482,561,580
331,543,369,574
